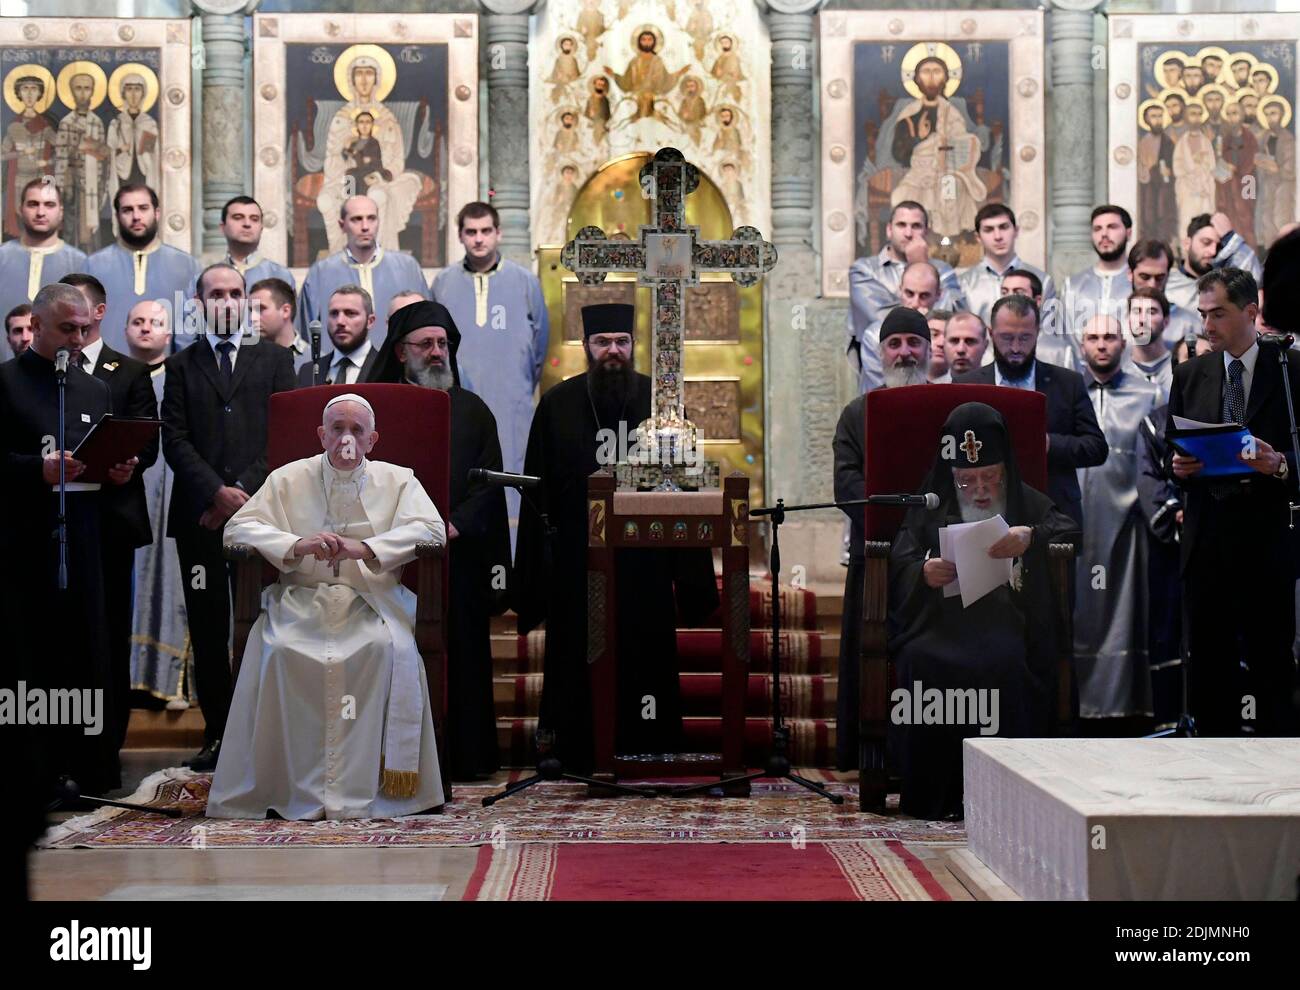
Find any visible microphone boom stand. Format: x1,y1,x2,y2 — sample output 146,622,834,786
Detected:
671,495,924,803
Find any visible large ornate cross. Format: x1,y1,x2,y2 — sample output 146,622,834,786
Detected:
561,147,777,484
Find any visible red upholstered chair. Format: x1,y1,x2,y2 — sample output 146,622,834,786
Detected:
856,384,1076,812
224,383,451,797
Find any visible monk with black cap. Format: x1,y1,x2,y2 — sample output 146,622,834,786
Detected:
887,402,1079,819
371,300,511,779
514,302,718,771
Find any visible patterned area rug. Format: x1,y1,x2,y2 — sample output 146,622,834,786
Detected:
39,768,966,850
462,839,970,901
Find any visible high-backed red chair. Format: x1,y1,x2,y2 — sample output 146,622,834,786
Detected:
856,384,1076,812
224,383,451,797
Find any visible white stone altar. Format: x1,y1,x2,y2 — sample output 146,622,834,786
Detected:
964,738,1300,900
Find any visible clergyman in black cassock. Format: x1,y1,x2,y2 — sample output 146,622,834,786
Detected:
371,300,510,779
514,303,719,773
887,402,1079,819
0,285,137,795
832,305,933,769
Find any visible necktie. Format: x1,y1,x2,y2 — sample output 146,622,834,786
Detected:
1224,358,1245,424
1209,358,1248,499
330,356,352,386
216,340,234,385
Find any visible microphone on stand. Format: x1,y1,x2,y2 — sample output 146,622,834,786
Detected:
468,468,541,490
309,320,322,386
865,492,941,509
1260,332,1296,350
54,347,70,379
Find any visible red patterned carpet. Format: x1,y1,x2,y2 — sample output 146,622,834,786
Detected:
462,839,963,900
38,769,959,844
40,769,972,900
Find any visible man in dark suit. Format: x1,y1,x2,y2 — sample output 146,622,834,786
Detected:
296,284,379,388
60,273,159,755
955,293,1108,527
162,263,295,770
1168,266,1299,736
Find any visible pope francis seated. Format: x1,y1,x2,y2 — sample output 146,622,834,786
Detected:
206,393,446,820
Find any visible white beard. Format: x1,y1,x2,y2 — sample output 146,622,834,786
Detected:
882,360,928,389
409,362,455,391
957,492,1007,523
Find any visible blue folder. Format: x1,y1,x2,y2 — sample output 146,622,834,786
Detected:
1168,426,1255,477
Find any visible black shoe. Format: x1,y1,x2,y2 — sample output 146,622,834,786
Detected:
184,740,221,772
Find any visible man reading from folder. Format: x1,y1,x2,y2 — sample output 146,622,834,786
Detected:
1167,267,1300,736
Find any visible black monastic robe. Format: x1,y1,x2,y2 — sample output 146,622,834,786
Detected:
515,371,719,772
0,351,120,793
886,485,1078,819
445,384,510,779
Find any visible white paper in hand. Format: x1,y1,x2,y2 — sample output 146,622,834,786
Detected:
937,524,964,599
950,514,1013,608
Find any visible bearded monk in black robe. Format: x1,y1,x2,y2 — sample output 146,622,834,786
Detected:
514,303,718,772
371,300,511,779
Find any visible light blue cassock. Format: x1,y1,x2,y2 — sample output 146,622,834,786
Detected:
1048,266,1133,370
1127,351,1173,404
228,252,297,294
0,239,89,360
848,247,965,392
1162,302,1202,349
130,363,194,705
956,254,1055,326
87,243,202,354
1163,231,1262,314
1074,369,1162,718
298,248,427,350
431,256,549,547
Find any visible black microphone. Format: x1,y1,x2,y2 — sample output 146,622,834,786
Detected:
866,492,941,509
54,347,70,379
1260,332,1296,349
309,319,322,386
469,468,541,490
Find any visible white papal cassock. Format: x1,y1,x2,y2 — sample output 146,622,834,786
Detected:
206,453,446,820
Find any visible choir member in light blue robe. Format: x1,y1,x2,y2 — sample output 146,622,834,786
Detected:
298,194,426,350
0,180,88,359
1056,206,1134,347
1163,221,1262,314
121,300,194,706
430,202,548,543
1125,238,1204,352
955,205,1054,325
220,194,296,293
846,202,965,382
86,184,201,353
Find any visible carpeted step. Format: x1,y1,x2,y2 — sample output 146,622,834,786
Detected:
497,716,836,768
700,580,820,631
493,629,835,675
494,672,838,719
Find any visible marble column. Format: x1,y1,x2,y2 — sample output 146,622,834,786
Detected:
480,0,537,267
762,0,844,576
194,0,255,259
1048,0,1105,280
